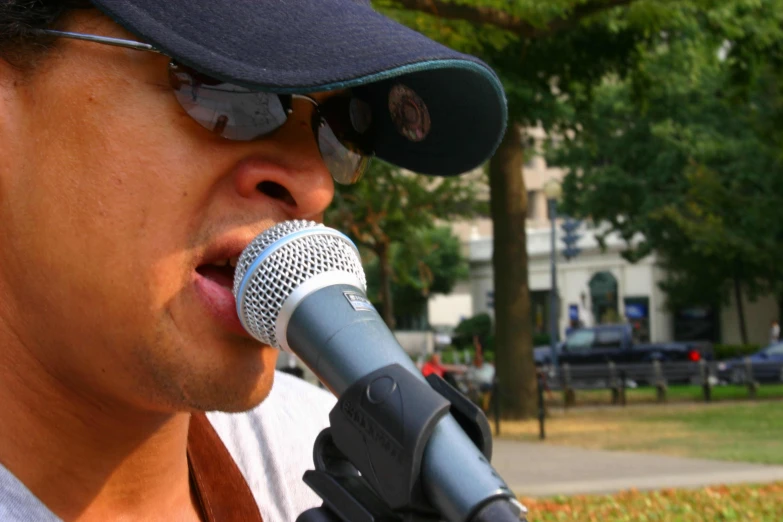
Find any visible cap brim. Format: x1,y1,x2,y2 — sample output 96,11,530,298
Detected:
91,0,508,176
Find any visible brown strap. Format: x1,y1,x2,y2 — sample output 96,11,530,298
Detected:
187,412,264,522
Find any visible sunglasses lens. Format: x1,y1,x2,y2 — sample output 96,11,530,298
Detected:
317,122,370,185
169,65,288,140
169,63,372,185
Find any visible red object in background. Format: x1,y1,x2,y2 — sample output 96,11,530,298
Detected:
421,360,446,378
688,349,701,362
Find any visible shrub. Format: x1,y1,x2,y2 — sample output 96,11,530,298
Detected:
453,313,494,354
439,349,466,365
713,344,762,360
533,333,551,346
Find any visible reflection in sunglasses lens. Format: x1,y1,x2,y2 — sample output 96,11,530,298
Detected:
317,123,368,185
169,64,369,183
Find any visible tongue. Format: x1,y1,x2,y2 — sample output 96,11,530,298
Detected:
197,265,235,289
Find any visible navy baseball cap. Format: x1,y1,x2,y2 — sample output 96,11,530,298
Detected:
89,0,507,177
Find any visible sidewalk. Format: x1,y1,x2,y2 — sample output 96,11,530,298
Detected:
491,439,783,497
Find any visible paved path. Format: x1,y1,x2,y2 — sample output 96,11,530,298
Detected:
490,439,783,497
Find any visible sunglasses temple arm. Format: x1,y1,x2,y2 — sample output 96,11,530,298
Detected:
34,30,164,54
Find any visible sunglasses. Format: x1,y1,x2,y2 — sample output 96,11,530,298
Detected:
35,30,374,185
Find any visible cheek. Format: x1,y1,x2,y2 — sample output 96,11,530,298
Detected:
1,73,218,329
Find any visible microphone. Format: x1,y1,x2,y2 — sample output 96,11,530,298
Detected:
233,220,524,522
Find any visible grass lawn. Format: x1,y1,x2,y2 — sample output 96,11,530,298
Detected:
546,384,783,407
498,401,783,464
520,482,783,522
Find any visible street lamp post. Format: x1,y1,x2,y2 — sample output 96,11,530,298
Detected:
543,179,563,374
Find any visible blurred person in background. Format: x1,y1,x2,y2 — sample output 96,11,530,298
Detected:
466,335,496,410
421,352,447,378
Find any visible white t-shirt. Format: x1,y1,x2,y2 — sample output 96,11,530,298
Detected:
0,371,337,522
467,362,496,386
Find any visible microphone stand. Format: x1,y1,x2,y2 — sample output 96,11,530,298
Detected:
295,364,526,522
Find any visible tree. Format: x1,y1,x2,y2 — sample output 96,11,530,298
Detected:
325,159,482,328
363,226,469,329
374,0,701,417
549,7,783,343
373,0,783,416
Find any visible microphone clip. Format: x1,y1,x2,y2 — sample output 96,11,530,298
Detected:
296,363,494,522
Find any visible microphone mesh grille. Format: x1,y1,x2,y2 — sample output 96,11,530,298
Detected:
233,220,366,347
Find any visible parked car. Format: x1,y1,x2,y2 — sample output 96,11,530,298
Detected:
535,324,712,365
717,342,783,384
534,324,713,385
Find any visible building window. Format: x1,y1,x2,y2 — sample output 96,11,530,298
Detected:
527,190,539,220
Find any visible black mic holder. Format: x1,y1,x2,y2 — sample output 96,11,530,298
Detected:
295,363,497,522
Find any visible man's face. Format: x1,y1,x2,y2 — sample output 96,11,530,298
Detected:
0,12,335,413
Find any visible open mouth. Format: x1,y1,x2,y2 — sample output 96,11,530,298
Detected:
195,256,240,290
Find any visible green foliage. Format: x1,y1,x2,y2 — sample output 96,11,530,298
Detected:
374,1,643,127
369,0,765,418
453,313,494,351
326,159,484,248
364,226,469,322
439,348,467,365
375,0,755,132
549,2,783,312
325,159,480,325
439,346,496,364
374,0,783,159
368,0,783,414
713,344,763,360
533,332,551,347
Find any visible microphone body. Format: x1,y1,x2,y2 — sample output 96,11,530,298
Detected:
286,281,514,521
234,222,522,522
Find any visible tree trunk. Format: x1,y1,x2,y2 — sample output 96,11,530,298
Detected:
733,275,748,345
377,241,396,329
489,125,538,419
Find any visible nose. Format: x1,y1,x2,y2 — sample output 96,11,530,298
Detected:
233,97,335,220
